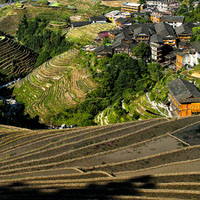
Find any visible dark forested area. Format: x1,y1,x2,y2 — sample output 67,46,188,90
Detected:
16,14,72,67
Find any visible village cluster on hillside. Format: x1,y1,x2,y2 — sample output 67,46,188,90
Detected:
69,1,200,119
71,0,200,72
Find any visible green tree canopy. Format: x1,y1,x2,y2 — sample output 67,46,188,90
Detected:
133,42,150,58
147,63,162,82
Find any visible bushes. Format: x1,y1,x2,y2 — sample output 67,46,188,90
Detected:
50,53,164,126
16,14,73,67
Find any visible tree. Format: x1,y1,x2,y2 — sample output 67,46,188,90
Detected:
192,26,200,41
133,42,150,59
147,63,162,82
138,0,146,4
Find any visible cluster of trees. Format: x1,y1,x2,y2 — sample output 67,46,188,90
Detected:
50,53,163,126
192,26,200,41
16,14,72,67
132,13,151,24
176,1,200,22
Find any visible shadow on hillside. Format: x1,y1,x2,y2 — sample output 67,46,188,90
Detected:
0,101,46,129
0,175,156,200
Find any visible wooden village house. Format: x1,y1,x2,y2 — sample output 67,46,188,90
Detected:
168,78,200,117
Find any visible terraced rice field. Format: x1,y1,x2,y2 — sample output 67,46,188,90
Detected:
13,49,97,123
66,23,116,44
0,37,37,78
1,116,200,199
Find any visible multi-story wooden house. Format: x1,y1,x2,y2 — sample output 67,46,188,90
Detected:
161,15,184,28
150,11,164,23
175,22,195,41
121,2,143,13
150,34,164,62
168,78,200,117
115,18,134,28
105,11,131,24
175,42,200,70
154,22,176,46
157,0,180,14
133,24,155,42
108,29,121,40
112,39,131,54
95,45,113,58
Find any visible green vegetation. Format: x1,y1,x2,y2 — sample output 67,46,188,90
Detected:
132,13,151,23
16,14,72,67
66,23,115,46
50,54,164,126
150,72,179,103
176,1,200,22
0,35,38,82
191,26,200,41
132,42,151,59
13,49,97,126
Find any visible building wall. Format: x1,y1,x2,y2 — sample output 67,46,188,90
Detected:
169,93,200,117
165,21,182,28
121,5,141,13
176,52,200,70
163,39,176,46
150,12,163,23
178,35,192,41
136,36,149,41
175,54,183,70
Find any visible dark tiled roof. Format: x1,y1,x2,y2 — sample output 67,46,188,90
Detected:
191,41,200,52
154,22,176,39
129,24,142,34
164,51,176,59
178,41,192,48
123,26,133,35
95,45,113,54
175,22,194,35
168,78,200,103
134,24,155,36
112,39,130,48
109,29,122,35
71,21,90,27
116,17,133,24
162,15,184,23
90,15,106,22
150,34,163,43
98,31,109,34
115,31,132,42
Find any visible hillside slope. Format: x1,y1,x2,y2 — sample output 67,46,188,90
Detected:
0,36,37,79
0,116,200,199
13,49,97,124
